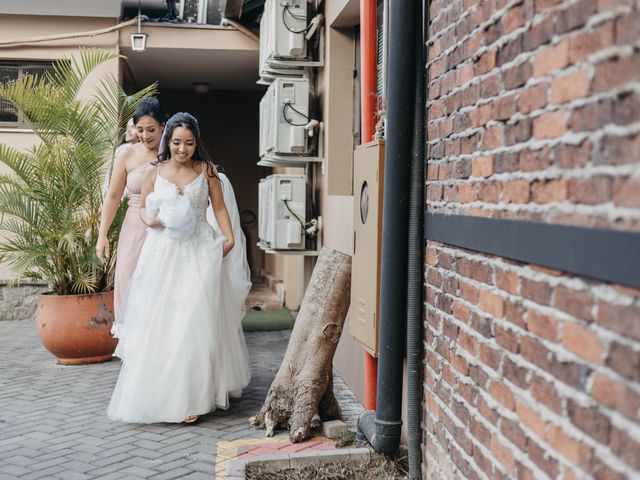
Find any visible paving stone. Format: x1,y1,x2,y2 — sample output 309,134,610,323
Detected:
0,319,363,479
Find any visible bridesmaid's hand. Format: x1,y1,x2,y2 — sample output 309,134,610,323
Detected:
95,235,109,264
223,239,235,257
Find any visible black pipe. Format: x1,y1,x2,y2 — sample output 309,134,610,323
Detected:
407,1,428,478
357,0,418,456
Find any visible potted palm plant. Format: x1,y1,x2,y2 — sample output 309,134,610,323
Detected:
0,49,156,364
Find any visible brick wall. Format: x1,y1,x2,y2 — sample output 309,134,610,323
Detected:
423,0,640,478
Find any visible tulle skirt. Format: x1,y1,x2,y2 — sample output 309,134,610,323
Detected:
107,221,251,423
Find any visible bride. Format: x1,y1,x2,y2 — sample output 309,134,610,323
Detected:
107,112,251,424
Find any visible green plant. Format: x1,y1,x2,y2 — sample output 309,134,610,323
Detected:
0,49,157,295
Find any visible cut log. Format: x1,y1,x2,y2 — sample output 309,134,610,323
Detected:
249,247,352,442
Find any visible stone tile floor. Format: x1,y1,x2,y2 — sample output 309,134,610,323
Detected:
0,320,363,479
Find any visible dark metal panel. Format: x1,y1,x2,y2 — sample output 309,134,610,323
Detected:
425,212,640,288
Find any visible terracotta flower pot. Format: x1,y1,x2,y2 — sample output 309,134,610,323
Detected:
37,290,118,365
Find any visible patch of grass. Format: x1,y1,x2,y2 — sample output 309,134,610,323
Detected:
242,308,295,332
245,451,408,480
334,430,356,448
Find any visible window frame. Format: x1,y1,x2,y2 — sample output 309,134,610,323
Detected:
0,61,55,129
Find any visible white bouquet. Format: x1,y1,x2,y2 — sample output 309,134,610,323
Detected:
146,191,197,240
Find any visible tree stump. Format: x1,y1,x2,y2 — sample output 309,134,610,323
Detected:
249,247,352,442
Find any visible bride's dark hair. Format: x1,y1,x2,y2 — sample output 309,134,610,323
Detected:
154,112,218,179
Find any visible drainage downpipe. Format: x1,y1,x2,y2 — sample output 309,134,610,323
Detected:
407,1,428,478
357,0,418,456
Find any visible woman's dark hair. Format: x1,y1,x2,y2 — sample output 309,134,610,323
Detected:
133,97,165,126
155,112,218,179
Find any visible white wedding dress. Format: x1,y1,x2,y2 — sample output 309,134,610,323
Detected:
107,167,252,424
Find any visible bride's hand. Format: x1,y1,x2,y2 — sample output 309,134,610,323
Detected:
223,239,235,257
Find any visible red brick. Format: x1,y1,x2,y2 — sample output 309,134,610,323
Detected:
451,352,469,375
480,73,500,98
593,53,640,93
531,178,568,203
458,183,478,203
471,156,494,177
551,68,591,104
615,10,640,45
613,177,640,208
476,49,497,75
456,61,474,87
503,60,533,90
533,110,568,139
504,118,531,146
613,91,640,126
556,0,597,34
528,439,560,478
495,269,519,294
568,21,614,64
523,16,553,51
533,41,569,77
567,400,611,444
516,401,545,439
503,5,525,33
522,336,553,371
503,356,529,388
526,309,559,342
482,125,505,150
607,341,640,383
491,436,517,475
554,140,592,168
477,395,499,423
567,176,611,205
504,299,527,329
598,133,640,166
591,371,640,421
610,426,640,470
494,325,519,353
554,285,594,321
531,375,562,413
521,278,552,304
501,417,527,451
519,147,551,172
479,344,501,370
459,331,479,356
459,280,480,304
495,95,517,120
570,98,613,132
478,290,505,317
547,424,592,468
519,83,548,113
534,0,562,12
562,322,604,364
479,183,501,203
490,381,515,410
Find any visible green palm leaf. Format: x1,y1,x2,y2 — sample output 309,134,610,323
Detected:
0,49,157,295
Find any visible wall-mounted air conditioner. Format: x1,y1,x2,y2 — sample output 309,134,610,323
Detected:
258,77,321,167
258,0,324,80
258,174,307,250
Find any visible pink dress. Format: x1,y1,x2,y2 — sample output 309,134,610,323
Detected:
114,162,149,313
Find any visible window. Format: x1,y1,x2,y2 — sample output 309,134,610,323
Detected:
0,62,54,128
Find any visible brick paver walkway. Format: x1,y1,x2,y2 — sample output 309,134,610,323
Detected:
0,320,362,479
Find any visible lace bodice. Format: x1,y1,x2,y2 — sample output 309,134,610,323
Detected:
154,170,209,222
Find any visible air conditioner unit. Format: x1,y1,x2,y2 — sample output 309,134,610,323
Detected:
259,77,320,166
259,0,324,79
258,174,307,250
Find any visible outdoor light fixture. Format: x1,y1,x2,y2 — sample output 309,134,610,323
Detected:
131,2,148,52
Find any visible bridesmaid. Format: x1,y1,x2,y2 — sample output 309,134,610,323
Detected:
96,98,165,314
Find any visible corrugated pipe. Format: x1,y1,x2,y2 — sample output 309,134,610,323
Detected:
357,0,418,456
407,1,428,478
